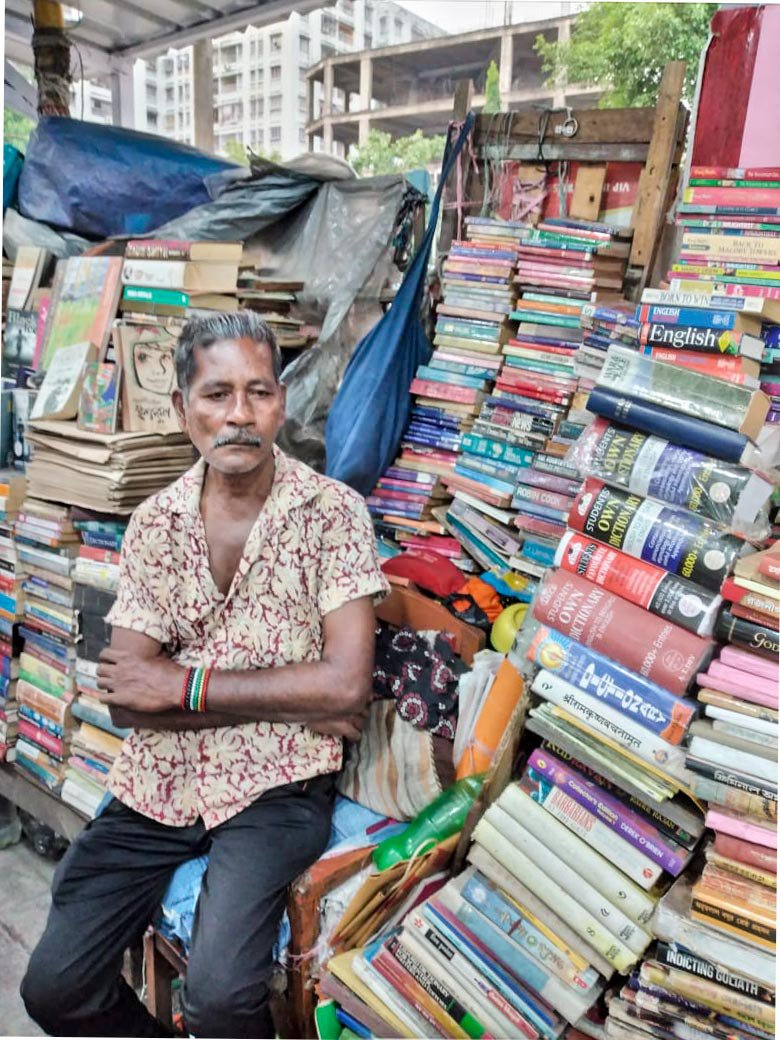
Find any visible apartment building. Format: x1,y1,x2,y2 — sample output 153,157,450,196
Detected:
131,0,442,160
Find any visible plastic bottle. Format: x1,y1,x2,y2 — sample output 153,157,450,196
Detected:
372,774,484,871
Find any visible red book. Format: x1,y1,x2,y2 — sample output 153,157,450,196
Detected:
441,474,511,507
713,833,777,873
495,382,571,405
685,186,780,206
721,578,780,620
532,570,712,696
730,602,780,630
518,244,595,263
17,719,66,759
78,546,121,566
758,556,780,581
370,488,428,504
506,339,576,357
690,166,780,181
641,349,757,385
409,379,480,405
513,515,567,539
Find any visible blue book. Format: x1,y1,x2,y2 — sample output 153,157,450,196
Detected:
0,592,18,616
415,366,487,390
15,752,62,790
637,305,751,330
422,902,559,1039
18,626,71,659
459,433,534,469
451,244,518,261
428,358,496,380
453,465,515,496
525,625,700,740
81,531,124,551
71,700,130,739
520,539,557,567
586,387,750,465
444,515,507,570
510,498,568,524
457,453,521,486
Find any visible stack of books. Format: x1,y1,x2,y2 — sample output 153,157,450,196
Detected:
515,217,631,301
120,239,242,320
0,473,26,762
576,302,640,381
13,498,79,794
658,164,780,425
62,518,129,817
236,273,312,351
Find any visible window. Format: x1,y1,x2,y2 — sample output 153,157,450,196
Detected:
299,35,309,60
250,97,264,120
220,74,239,93
299,127,307,145
177,53,189,72
251,128,264,148
394,18,403,35
270,33,282,52
321,14,336,35
338,24,354,44
165,112,175,130
178,83,190,103
165,86,174,103
270,64,281,81
378,15,387,36
298,96,308,115
270,126,281,144
250,68,264,92
164,57,174,74
270,93,282,115
147,111,158,128
146,85,157,103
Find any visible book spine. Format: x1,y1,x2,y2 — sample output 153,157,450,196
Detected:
17,719,65,757
555,531,719,637
18,704,62,737
713,833,777,871
524,625,697,744
758,556,780,580
527,747,690,875
641,349,757,384
498,786,657,935
533,569,711,696
585,388,750,465
440,889,596,1025
654,941,774,1004
460,873,596,991
639,322,742,354
598,347,765,436
520,771,664,889
472,815,638,973
403,914,538,1039
366,946,456,1038
714,610,778,659
640,960,774,1032
569,477,740,593
690,892,775,950
691,774,777,822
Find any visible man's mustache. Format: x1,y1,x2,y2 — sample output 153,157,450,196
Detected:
213,432,264,448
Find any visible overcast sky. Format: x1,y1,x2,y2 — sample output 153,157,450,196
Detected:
396,1,582,34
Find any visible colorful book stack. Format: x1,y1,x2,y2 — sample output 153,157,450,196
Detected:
653,163,780,424
576,303,640,382
0,474,26,763
120,239,242,320
368,218,523,568
516,217,631,301
62,518,129,817
13,498,79,794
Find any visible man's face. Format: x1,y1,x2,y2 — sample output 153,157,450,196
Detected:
173,337,286,476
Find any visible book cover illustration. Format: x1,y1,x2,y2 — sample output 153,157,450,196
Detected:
78,363,120,434
3,309,38,373
115,323,179,434
39,257,123,370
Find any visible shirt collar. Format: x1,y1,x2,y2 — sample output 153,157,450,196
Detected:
163,443,322,524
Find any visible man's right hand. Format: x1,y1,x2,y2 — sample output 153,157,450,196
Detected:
307,711,369,742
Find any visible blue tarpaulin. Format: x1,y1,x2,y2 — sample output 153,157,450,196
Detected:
324,114,475,495
3,144,23,213
17,117,235,238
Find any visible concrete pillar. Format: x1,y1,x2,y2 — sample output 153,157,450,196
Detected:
499,30,513,98
193,39,214,153
358,54,372,143
111,60,135,128
323,60,334,153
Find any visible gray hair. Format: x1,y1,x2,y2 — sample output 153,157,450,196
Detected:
174,311,282,396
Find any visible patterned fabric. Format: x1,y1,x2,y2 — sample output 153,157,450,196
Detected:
105,446,389,829
373,624,466,740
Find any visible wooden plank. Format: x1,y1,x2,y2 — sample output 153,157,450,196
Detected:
570,164,607,220
475,143,651,163
0,763,86,842
439,78,474,256
629,61,688,275
473,107,666,147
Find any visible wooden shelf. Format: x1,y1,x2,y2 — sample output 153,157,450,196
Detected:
0,763,87,842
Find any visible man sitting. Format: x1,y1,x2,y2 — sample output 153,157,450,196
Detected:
21,311,388,1038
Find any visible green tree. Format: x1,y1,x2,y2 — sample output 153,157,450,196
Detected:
483,59,502,114
224,138,249,165
349,129,446,177
534,2,717,108
4,108,36,152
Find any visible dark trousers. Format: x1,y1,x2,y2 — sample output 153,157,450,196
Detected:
21,774,336,1038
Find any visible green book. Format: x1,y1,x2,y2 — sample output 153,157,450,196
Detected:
122,285,189,307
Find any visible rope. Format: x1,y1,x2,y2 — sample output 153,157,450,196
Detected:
442,119,481,240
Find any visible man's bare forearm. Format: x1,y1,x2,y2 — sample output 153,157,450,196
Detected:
110,707,257,732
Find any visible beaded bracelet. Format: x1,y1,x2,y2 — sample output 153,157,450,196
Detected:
180,666,211,712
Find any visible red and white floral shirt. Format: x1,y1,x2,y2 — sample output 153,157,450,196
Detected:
105,446,389,828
